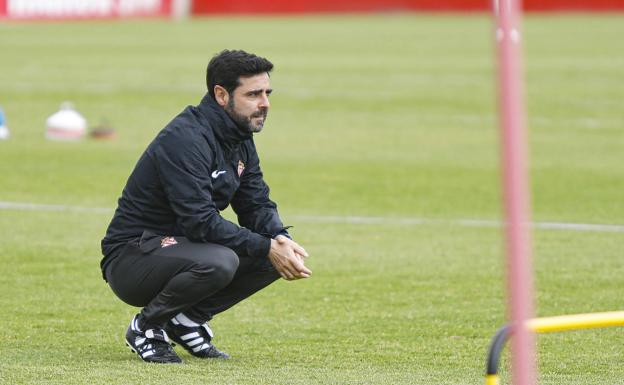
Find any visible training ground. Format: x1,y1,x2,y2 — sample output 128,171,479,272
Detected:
0,14,623,384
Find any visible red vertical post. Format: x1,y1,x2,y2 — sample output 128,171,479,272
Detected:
111,0,120,18
160,0,173,16
0,0,7,19
493,0,536,384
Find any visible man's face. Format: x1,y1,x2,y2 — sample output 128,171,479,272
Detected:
224,73,272,134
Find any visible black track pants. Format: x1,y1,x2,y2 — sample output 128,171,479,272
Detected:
105,236,280,329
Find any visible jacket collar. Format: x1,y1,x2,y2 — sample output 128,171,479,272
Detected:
196,93,252,151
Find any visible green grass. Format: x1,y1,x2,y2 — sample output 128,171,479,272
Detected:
0,14,623,384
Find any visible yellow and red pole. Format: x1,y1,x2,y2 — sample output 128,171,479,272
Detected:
486,311,624,384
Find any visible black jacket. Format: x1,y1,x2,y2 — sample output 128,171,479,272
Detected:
100,94,288,277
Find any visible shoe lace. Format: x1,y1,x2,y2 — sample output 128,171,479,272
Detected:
141,329,175,356
150,338,175,355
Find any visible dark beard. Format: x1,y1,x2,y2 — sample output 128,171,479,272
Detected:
225,99,267,134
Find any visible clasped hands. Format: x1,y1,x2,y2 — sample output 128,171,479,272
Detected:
267,235,311,280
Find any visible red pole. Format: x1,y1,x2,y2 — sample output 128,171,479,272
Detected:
160,0,173,16
493,0,536,384
111,0,120,17
0,0,7,19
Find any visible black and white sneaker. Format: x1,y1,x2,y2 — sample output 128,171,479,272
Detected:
125,314,182,364
165,318,230,359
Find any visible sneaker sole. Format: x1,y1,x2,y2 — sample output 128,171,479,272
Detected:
167,335,229,359
126,341,137,354
125,341,183,364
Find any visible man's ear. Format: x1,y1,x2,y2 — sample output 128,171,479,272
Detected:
214,85,229,107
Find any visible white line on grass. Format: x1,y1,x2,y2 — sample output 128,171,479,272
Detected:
0,201,112,214
292,215,624,233
1,200,623,234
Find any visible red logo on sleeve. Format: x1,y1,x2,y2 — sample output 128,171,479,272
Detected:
160,236,178,248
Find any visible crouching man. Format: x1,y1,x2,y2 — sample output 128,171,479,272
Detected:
100,49,311,363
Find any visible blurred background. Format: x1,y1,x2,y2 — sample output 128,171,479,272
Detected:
1,1,623,384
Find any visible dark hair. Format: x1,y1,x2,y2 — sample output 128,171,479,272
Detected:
206,49,274,99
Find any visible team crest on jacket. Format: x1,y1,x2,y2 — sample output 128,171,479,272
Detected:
160,236,177,248
237,160,245,177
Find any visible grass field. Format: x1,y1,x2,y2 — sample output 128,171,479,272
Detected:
1,14,623,384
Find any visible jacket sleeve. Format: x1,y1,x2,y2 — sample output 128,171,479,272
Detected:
230,141,290,239
152,133,271,259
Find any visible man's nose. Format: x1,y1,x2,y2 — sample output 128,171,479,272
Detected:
258,94,270,109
